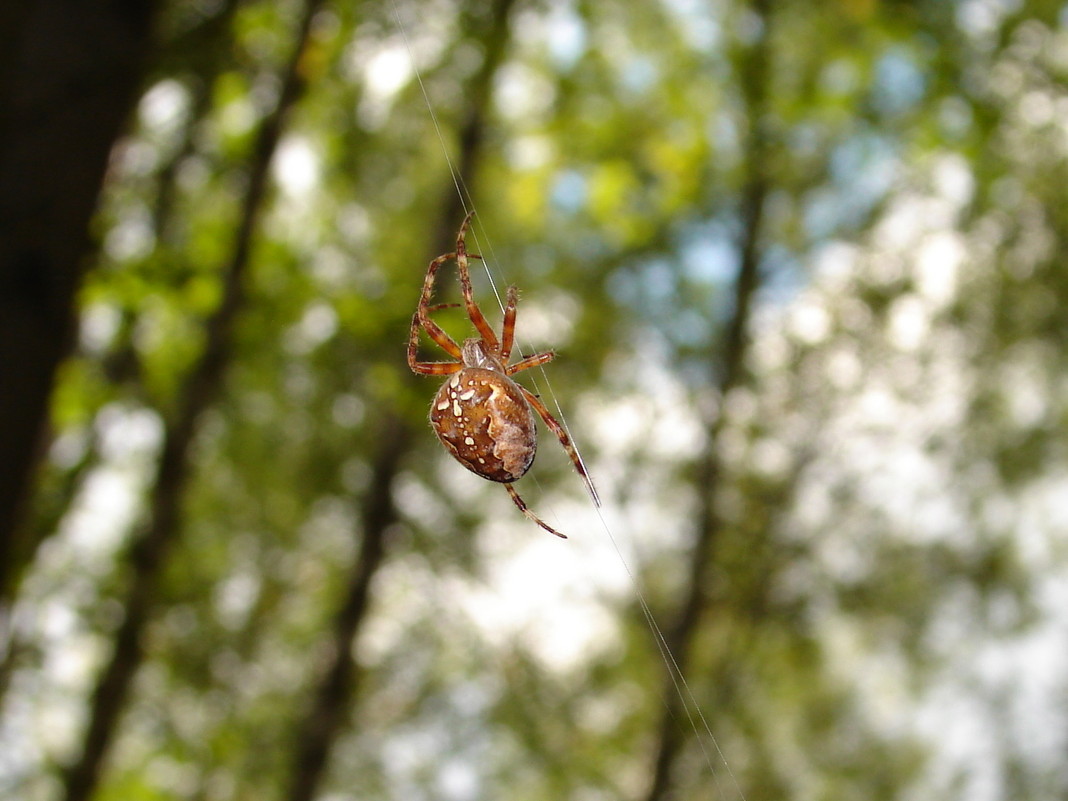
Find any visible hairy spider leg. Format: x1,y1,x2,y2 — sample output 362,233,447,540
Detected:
407,311,462,375
408,235,489,375
505,484,566,539
453,212,500,353
413,252,464,359
517,384,601,508
407,305,463,374
506,349,555,375
499,286,519,362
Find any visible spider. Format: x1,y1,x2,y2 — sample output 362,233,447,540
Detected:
407,212,599,538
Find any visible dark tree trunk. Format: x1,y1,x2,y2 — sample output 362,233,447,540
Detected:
0,0,160,600
0,4,243,705
58,3,324,799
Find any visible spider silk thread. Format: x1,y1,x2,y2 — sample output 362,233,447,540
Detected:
388,4,746,799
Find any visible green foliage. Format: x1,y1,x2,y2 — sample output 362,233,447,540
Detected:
6,1,1068,800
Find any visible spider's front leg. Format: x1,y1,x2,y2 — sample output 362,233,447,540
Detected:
409,251,467,374
453,212,500,352
407,311,463,375
413,252,464,360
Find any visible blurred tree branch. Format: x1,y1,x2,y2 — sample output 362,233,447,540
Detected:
643,0,773,797
283,413,409,801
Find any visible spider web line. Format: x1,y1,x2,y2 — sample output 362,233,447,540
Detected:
464,235,749,799
390,4,746,799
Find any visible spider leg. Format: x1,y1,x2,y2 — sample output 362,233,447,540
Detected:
413,252,464,359
505,484,567,539
506,349,555,375
408,309,463,375
500,286,519,362
518,385,601,508
454,212,500,352
409,358,462,376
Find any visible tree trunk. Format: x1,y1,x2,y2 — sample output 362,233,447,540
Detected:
0,0,160,600
58,3,324,799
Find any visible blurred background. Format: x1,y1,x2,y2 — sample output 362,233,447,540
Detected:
2,0,1068,799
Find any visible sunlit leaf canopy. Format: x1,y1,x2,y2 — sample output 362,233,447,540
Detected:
5,0,1068,799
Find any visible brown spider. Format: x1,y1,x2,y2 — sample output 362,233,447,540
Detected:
407,212,599,538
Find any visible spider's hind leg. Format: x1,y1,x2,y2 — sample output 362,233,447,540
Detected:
505,484,567,539
516,386,601,508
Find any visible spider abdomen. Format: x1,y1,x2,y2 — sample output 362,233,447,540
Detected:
430,368,537,483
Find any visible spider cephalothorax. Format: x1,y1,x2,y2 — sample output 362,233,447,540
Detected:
407,212,598,538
